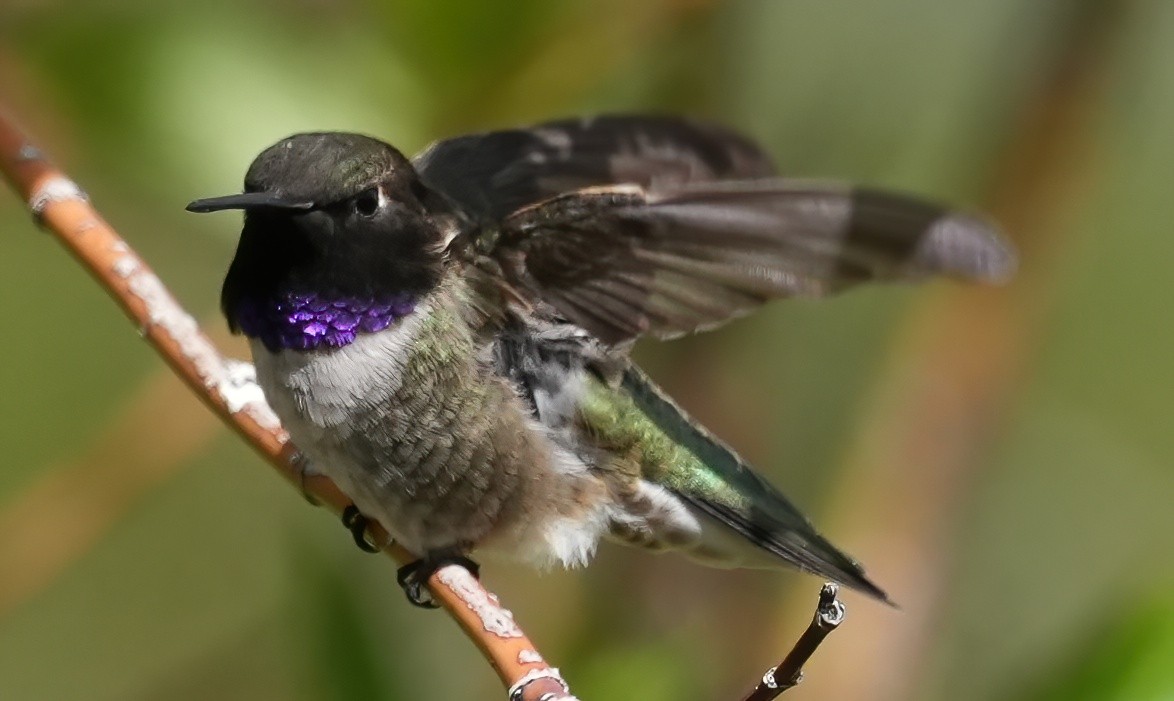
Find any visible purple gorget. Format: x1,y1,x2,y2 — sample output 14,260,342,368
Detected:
236,291,416,352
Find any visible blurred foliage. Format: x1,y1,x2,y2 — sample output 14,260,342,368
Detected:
1,1,1172,700
1017,589,1174,701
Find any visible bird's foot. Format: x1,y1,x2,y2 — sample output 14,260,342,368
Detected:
396,553,481,609
341,505,382,553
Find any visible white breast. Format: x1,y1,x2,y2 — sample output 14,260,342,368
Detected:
250,299,430,447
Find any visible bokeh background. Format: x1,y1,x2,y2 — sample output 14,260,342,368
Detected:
1,1,1172,700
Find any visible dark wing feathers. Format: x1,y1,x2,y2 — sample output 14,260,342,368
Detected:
488,181,1015,345
425,114,1015,346
414,114,776,221
621,367,889,601
426,115,1011,597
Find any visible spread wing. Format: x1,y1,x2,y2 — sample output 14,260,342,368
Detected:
472,180,1016,346
413,114,776,222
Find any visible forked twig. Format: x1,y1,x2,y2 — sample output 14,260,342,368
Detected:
0,109,576,701
741,583,846,700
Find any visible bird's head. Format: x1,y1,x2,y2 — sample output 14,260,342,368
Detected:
190,132,448,350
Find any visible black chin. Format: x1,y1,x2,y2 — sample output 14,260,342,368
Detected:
220,202,445,331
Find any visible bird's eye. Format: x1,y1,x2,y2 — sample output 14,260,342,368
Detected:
353,188,380,217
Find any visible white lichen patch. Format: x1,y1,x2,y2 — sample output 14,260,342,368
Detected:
28,176,88,217
112,255,138,279
436,566,523,639
219,359,283,430
128,270,217,374
17,143,42,161
123,266,284,434
517,649,544,665
507,668,576,701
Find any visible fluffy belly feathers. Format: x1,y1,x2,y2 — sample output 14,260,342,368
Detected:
249,296,612,566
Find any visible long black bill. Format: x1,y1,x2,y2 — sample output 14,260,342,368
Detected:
186,192,315,213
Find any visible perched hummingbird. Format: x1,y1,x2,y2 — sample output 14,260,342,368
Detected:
188,115,1014,606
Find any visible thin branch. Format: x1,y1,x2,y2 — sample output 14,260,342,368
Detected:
740,583,846,701
0,108,576,701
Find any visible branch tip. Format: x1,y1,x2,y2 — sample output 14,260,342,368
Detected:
740,582,847,700
815,582,846,629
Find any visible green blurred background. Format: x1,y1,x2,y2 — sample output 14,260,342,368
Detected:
1,1,1172,699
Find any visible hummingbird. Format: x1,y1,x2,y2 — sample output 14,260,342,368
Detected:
188,115,1015,607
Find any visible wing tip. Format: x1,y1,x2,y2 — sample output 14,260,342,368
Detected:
786,528,897,606
803,538,895,606
839,570,897,607
921,212,1019,284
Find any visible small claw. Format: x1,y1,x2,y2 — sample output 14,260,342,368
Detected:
341,505,381,553
396,554,481,609
396,563,440,609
